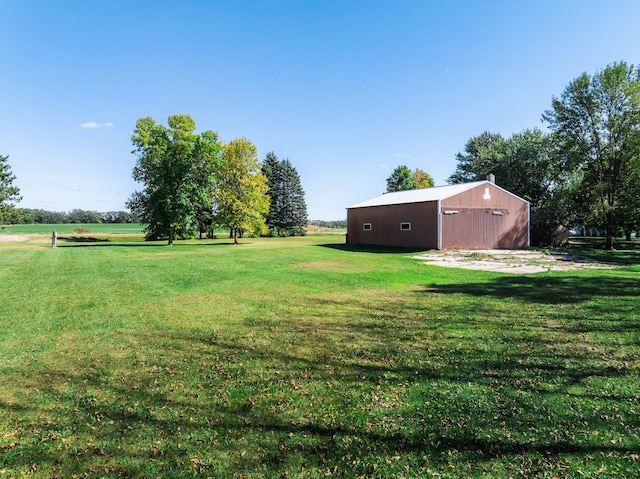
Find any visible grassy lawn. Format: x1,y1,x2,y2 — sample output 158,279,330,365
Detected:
1,235,639,478
0,223,145,236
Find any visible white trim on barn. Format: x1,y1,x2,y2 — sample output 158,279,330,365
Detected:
347,180,530,210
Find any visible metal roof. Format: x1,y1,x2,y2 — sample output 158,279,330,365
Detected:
347,181,491,209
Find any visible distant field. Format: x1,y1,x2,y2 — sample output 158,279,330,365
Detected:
1,235,639,478
0,223,345,237
0,223,144,235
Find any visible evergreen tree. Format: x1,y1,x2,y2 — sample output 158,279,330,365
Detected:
262,152,308,236
0,155,22,225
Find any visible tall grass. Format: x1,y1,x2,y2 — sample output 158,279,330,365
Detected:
1,236,639,478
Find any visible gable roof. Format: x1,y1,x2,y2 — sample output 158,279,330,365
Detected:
348,181,493,209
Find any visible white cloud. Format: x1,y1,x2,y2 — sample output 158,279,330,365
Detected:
80,121,115,128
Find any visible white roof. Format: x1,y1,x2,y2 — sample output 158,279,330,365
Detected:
347,181,490,209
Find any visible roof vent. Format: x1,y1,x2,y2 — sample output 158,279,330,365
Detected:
487,173,495,183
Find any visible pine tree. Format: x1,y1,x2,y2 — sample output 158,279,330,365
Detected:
0,155,22,225
262,152,308,236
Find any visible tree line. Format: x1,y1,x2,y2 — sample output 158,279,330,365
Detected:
5,208,136,225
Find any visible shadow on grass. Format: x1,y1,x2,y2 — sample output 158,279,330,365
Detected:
569,237,640,250
423,273,639,305
8,325,639,478
318,243,431,254
57,240,235,248
58,236,110,243
4,270,639,476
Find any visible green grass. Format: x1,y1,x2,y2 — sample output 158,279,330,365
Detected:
0,223,144,235
1,236,639,478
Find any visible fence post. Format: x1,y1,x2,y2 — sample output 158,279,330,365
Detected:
52,231,57,248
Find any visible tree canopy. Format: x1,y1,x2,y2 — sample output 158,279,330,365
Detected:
446,132,505,185
212,139,269,244
543,61,640,249
0,155,22,225
127,114,222,244
386,165,416,192
262,152,308,236
412,168,435,189
386,165,435,193
448,129,559,210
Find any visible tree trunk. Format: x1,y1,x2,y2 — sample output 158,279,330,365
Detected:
168,227,174,246
233,228,238,244
605,227,613,250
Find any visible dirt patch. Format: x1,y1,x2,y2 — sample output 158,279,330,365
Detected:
412,250,623,274
0,235,31,242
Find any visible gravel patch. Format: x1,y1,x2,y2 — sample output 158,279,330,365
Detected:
412,249,622,274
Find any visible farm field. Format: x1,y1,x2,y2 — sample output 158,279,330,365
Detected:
0,223,145,236
1,235,639,478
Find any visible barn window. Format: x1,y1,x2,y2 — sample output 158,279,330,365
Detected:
363,223,372,231
400,222,411,231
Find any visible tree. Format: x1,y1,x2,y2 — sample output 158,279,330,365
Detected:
212,139,269,244
447,129,559,207
262,152,308,236
447,129,575,246
446,132,505,184
617,154,640,240
127,114,222,245
0,155,22,225
412,168,434,189
386,165,416,192
543,61,640,249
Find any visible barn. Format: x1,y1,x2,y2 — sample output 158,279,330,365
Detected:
346,177,529,250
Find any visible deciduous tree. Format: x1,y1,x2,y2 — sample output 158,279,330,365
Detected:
543,61,640,249
412,168,434,189
446,132,505,184
127,114,222,244
386,165,416,192
212,139,269,244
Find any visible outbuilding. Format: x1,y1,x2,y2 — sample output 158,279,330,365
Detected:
346,177,529,250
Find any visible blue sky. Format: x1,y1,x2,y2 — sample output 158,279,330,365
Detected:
2,0,639,220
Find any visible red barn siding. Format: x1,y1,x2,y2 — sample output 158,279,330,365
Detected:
347,201,439,248
441,184,528,249
347,181,529,250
